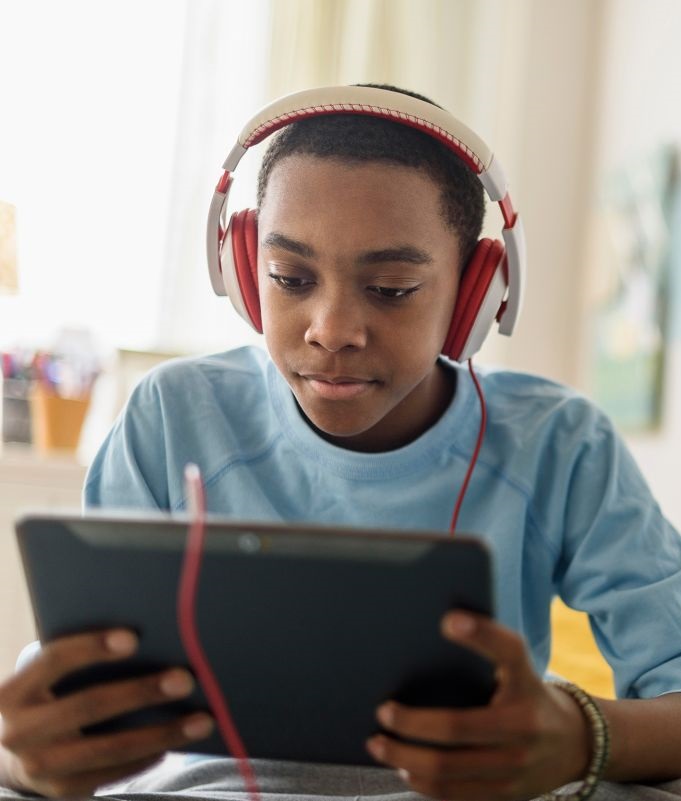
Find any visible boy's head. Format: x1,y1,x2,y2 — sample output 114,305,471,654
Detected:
254,85,486,452
207,84,524,452
256,84,485,269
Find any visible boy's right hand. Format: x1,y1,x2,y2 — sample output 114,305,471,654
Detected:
0,629,214,798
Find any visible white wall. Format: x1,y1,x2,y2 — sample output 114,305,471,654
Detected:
581,0,681,529
478,0,606,389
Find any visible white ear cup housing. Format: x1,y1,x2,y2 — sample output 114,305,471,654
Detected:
458,267,508,362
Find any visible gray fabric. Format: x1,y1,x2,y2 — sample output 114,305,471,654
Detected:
2,754,680,801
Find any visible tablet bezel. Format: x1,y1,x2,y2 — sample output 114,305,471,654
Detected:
15,510,496,766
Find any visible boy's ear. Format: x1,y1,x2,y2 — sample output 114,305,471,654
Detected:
442,238,508,362
220,208,263,333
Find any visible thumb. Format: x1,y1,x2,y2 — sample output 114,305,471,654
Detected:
441,611,541,703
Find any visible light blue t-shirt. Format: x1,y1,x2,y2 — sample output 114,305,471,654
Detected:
81,345,681,700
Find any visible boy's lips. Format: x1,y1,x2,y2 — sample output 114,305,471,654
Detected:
299,372,378,400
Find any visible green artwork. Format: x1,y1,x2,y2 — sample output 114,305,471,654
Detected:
591,146,680,431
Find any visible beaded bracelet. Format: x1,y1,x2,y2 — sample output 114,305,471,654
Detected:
540,680,611,801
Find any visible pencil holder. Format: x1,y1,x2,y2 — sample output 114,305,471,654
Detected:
29,384,91,453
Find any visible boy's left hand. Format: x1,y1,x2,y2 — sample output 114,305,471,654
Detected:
366,612,591,801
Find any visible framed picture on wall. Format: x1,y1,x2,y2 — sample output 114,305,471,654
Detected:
589,146,680,431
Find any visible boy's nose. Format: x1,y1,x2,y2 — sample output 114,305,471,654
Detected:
304,298,368,352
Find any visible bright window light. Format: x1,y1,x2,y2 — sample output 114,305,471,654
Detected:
0,0,269,355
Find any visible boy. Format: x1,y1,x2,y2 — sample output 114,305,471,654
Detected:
1,84,681,801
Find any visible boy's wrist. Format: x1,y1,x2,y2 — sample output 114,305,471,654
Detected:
543,681,611,800
545,681,592,783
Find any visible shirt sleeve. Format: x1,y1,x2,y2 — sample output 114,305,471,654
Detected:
553,405,681,699
83,372,170,512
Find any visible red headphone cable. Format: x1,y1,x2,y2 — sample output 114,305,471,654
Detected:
449,358,487,534
178,463,261,801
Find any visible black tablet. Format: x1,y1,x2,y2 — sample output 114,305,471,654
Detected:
15,510,496,766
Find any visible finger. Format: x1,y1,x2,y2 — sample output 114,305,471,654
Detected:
2,668,196,746
375,700,525,747
0,630,138,708
366,734,528,783
16,712,213,781
440,612,539,699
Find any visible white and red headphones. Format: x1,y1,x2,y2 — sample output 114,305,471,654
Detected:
207,85,526,362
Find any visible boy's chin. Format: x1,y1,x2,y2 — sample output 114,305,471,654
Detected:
304,412,375,440
295,402,382,442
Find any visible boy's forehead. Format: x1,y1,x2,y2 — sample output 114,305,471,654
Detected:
264,152,438,191
259,155,450,229
258,155,461,262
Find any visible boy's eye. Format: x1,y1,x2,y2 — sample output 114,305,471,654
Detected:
268,274,313,291
368,285,420,300
268,273,420,301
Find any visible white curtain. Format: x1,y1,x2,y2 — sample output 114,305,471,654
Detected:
0,0,189,352
153,0,271,354
266,0,498,126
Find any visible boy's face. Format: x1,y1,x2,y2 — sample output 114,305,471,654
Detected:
257,155,462,452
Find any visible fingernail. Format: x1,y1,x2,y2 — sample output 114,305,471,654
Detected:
445,613,476,636
183,714,214,740
376,703,394,727
160,670,194,697
105,630,137,654
366,736,386,760
398,768,410,782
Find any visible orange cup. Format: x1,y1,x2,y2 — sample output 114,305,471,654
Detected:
29,384,91,453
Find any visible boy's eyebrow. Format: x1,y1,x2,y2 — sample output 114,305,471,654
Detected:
261,232,434,265
261,233,315,259
357,247,433,266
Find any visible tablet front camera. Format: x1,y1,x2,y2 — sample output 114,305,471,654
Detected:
238,533,262,554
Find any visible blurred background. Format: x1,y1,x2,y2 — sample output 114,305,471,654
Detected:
0,0,680,686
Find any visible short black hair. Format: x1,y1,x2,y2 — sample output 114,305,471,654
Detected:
256,83,485,267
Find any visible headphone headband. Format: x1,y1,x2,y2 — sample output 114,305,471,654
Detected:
227,86,491,172
208,85,525,337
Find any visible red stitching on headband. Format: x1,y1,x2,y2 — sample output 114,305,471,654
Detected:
242,104,484,173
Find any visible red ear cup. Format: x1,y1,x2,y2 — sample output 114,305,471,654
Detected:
229,208,262,332
442,238,506,361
